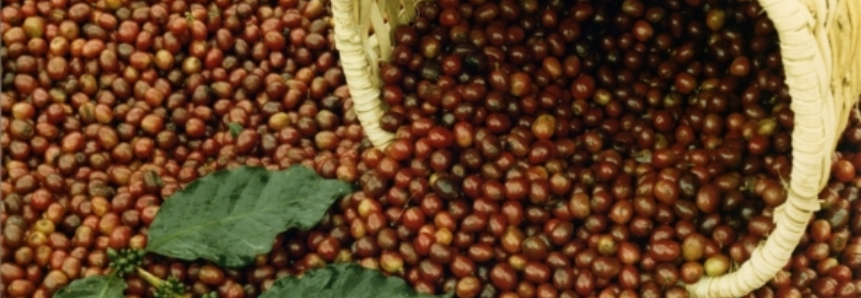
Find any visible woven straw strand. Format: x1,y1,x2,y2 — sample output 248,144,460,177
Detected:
332,0,395,149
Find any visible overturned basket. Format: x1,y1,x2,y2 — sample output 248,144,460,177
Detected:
332,0,861,297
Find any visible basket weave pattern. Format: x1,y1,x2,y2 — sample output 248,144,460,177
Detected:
332,0,861,297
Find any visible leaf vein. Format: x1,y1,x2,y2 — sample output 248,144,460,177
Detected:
147,208,272,252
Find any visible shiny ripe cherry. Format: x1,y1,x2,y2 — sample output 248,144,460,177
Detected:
490,263,518,292
427,127,454,149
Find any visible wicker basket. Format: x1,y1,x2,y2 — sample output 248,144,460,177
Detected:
331,0,861,297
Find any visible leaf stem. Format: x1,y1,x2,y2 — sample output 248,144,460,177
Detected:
136,267,192,298
136,267,164,288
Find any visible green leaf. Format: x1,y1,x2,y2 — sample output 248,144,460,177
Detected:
145,166,353,268
228,122,242,138
54,276,127,298
260,264,452,298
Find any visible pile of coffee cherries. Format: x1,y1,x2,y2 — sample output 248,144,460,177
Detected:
2,0,861,297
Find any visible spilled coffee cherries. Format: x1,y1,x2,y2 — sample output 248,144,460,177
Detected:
3,0,861,297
